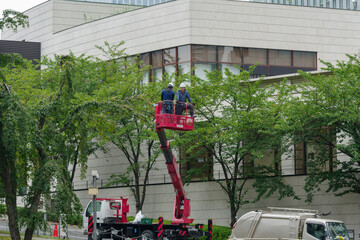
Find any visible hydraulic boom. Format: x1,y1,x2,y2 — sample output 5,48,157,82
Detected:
155,101,195,225
156,128,193,224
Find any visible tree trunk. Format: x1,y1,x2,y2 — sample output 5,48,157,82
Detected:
135,179,141,213
24,190,42,240
230,203,237,228
0,107,21,240
4,167,21,240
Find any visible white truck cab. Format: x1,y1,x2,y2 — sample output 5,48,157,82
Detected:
230,207,349,240
82,199,123,234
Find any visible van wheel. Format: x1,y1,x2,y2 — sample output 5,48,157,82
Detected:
142,230,154,239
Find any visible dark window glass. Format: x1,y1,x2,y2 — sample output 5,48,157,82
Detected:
307,223,326,240
294,141,306,175
293,51,316,68
269,50,291,66
164,48,176,65
192,45,217,62
151,68,162,82
86,201,101,215
139,53,150,67
178,45,191,63
218,46,242,64
243,48,267,65
180,146,213,181
151,50,162,67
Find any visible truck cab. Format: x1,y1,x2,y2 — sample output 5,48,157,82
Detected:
82,198,125,234
303,219,349,240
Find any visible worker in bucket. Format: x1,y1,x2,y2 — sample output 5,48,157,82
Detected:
161,83,175,114
175,82,194,117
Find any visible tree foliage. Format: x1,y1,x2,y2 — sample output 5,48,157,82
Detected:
285,55,360,202
97,42,163,212
0,9,29,32
176,66,297,227
1,42,146,239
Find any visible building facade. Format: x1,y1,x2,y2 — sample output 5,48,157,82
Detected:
2,0,360,237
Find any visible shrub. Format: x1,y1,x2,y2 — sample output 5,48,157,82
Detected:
200,224,232,240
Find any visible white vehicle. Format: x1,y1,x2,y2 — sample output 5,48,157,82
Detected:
82,198,125,234
230,207,350,240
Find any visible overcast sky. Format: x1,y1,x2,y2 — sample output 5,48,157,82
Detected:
1,0,46,38
1,0,46,17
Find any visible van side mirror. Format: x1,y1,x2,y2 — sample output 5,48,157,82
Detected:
86,211,90,217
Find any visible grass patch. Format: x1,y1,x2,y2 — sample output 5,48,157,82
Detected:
0,230,59,239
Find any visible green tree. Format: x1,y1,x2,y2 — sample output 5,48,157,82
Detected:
1,50,128,239
177,67,297,227
285,55,360,201
0,9,29,32
96,42,162,212
0,10,29,240
5,54,104,239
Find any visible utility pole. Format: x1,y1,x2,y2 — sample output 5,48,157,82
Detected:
89,170,99,240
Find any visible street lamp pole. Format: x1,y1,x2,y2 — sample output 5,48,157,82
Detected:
89,170,99,240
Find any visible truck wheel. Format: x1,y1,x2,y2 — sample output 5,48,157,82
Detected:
142,230,154,239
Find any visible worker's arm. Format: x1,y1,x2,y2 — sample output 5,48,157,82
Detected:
161,90,164,101
176,90,180,101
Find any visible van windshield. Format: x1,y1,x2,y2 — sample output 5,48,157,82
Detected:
86,201,101,215
327,222,349,240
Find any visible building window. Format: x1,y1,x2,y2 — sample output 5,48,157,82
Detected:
294,128,336,175
178,45,191,75
333,0,337,7
243,149,281,177
192,45,217,62
164,48,176,65
218,46,242,64
293,51,317,68
138,45,316,82
346,0,350,8
192,45,217,80
163,48,176,80
180,146,213,181
151,50,162,82
139,53,150,84
218,46,242,76
269,50,292,66
243,48,267,65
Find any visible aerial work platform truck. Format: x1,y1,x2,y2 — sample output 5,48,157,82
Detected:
83,101,212,240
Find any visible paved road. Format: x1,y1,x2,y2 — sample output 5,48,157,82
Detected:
0,219,87,240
